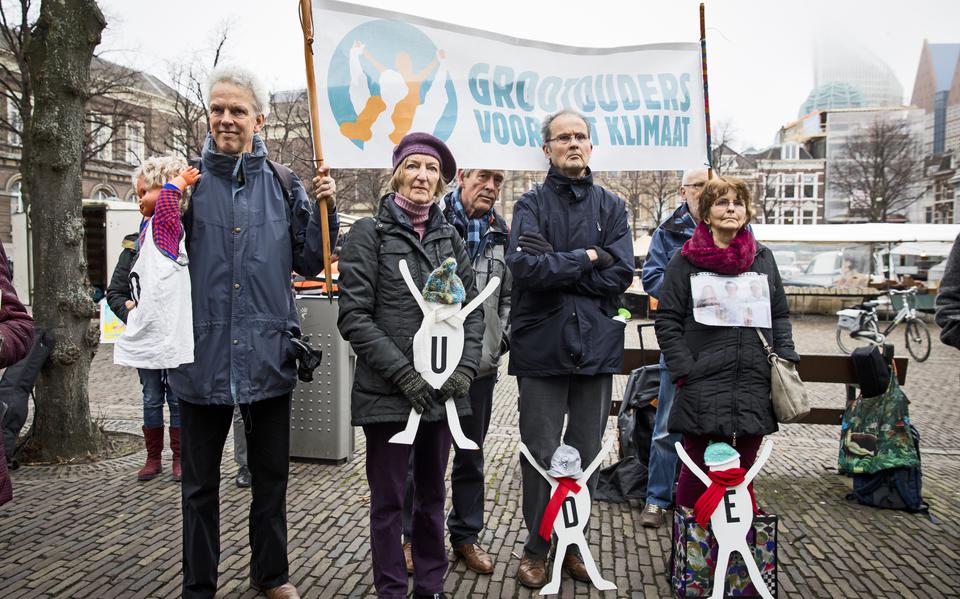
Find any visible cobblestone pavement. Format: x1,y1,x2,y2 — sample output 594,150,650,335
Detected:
1,315,958,598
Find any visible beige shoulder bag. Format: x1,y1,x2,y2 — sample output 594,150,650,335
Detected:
756,329,810,424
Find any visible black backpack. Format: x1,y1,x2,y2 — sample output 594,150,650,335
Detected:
847,424,929,513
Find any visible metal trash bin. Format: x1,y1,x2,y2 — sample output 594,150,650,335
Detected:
290,295,355,463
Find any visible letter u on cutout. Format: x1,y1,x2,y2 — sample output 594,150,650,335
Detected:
431,336,448,374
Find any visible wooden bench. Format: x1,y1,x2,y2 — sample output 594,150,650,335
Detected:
612,325,908,425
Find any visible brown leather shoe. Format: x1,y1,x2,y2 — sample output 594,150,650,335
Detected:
562,552,591,583
250,579,300,599
454,542,494,574
517,553,547,588
403,541,414,575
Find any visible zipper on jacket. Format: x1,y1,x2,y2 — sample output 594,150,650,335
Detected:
732,327,742,446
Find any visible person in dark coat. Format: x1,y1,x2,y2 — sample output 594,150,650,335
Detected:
173,65,338,599
655,175,798,509
106,227,182,483
506,110,634,589
0,241,34,506
638,168,706,529
337,132,483,599
935,232,960,349
400,168,512,576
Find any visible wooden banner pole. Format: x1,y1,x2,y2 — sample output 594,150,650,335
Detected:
700,3,714,180
299,0,334,301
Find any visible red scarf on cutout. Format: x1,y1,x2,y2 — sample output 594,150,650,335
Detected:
539,477,581,540
692,468,758,528
681,222,757,275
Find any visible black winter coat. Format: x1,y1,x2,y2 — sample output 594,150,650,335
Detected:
337,195,484,426
506,167,635,376
105,233,139,324
655,243,799,439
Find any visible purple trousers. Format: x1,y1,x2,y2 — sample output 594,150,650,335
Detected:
675,434,763,509
363,420,452,599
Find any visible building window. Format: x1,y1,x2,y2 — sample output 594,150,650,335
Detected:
7,98,21,146
783,209,795,225
783,175,796,199
91,185,117,200
782,143,799,160
765,174,779,198
9,178,21,213
91,114,113,162
803,174,815,198
126,122,144,164
802,209,814,224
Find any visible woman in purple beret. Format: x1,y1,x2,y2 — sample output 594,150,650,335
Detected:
337,132,484,599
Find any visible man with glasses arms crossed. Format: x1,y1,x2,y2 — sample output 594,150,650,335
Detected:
638,168,707,528
506,110,634,588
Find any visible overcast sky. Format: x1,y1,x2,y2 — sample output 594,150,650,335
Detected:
95,0,957,152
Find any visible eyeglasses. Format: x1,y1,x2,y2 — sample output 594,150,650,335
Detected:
712,199,746,210
548,133,590,145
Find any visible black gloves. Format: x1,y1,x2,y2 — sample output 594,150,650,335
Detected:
438,368,473,402
591,246,615,269
519,232,553,256
394,367,435,414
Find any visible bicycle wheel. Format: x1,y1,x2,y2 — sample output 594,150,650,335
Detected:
836,320,879,354
905,319,932,362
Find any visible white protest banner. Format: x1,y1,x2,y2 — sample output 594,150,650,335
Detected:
311,0,708,171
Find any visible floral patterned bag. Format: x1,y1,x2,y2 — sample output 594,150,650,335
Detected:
669,506,778,597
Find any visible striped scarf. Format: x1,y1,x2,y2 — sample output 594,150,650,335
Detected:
449,188,489,260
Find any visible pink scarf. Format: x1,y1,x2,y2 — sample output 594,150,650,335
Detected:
681,222,756,275
393,193,431,240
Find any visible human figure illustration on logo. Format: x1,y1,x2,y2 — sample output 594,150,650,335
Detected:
340,39,450,144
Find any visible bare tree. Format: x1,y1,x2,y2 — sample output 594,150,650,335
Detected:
710,119,739,176
603,171,646,237
0,2,142,175
263,89,314,183
832,118,929,222
152,24,231,160
642,171,679,229
604,170,679,235
23,0,105,460
332,169,392,215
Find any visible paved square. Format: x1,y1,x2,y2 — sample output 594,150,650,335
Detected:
1,315,957,598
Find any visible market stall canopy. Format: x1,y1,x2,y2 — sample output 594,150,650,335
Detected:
752,224,960,243
889,241,955,257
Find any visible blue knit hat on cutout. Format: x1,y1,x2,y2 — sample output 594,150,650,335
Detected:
703,442,740,467
422,257,465,305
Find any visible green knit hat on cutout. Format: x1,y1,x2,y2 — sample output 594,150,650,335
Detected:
422,257,465,305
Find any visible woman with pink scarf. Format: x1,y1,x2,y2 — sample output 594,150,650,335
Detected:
654,176,798,509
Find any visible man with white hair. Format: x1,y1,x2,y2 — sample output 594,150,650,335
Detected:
638,168,707,528
170,65,338,599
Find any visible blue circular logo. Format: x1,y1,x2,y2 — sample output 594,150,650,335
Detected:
328,20,457,149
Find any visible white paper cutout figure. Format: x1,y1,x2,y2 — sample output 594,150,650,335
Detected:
388,259,499,450
519,438,617,595
674,440,775,599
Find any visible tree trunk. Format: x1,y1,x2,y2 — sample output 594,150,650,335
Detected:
23,0,106,461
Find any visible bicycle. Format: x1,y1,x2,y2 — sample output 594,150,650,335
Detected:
835,287,932,362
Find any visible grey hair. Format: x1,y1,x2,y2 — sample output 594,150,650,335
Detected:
681,168,708,185
206,64,271,118
132,154,191,213
541,110,591,146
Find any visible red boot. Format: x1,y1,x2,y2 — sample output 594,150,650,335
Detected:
137,426,164,481
169,427,182,482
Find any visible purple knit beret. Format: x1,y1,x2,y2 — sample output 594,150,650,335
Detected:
391,132,456,183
